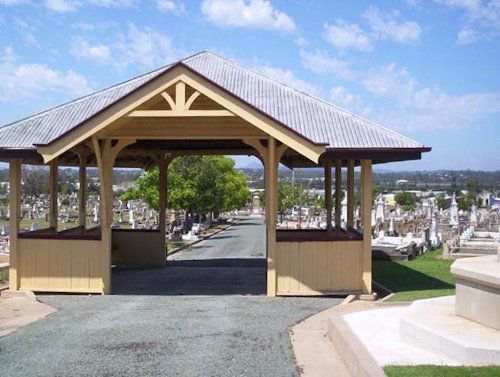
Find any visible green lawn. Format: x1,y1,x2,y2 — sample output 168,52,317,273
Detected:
385,365,500,377
373,249,455,302
166,240,188,254
0,266,8,285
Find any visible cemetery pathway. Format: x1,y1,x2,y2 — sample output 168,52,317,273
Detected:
0,217,342,376
171,216,266,261
111,216,267,295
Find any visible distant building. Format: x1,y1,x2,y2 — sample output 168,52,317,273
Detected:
477,191,492,208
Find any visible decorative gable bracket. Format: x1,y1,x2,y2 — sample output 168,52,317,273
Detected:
128,81,235,118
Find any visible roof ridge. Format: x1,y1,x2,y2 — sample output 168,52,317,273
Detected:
186,52,423,147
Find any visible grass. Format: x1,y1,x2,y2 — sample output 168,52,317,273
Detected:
0,266,8,285
166,240,188,253
384,365,500,377
372,248,455,302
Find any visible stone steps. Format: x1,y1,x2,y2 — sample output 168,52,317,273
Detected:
400,296,500,365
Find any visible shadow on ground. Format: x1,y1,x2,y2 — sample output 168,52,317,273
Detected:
112,258,266,296
373,260,455,293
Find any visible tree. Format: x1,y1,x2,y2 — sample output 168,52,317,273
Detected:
447,183,462,197
435,194,450,210
278,181,307,222
458,192,475,211
22,168,49,196
120,156,250,219
395,191,416,211
465,178,481,197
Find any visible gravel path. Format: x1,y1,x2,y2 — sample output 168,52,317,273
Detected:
0,295,340,377
0,218,342,376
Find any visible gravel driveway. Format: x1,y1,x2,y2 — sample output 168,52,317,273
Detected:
0,218,342,376
0,295,340,376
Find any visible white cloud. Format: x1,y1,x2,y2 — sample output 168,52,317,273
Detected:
156,0,184,14
323,20,372,51
44,0,79,12
255,65,321,96
457,25,480,44
294,36,308,47
434,0,500,44
201,0,296,33
300,40,500,131
0,47,91,101
70,38,112,63
0,0,29,5
43,0,136,12
363,7,422,43
362,62,500,130
72,22,95,31
434,0,482,12
405,0,421,6
299,49,354,80
115,25,180,69
88,0,135,6
330,86,371,116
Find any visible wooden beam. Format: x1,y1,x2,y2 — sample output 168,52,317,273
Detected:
119,148,256,157
128,110,235,117
77,152,87,228
360,159,372,294
335,160,341,229
161,91,176,110
266,136,278,297
175,81,186,110
9,159,21,291
37,67,325,164
185,91,200,110
49,159,58,230
157,154,170,268
324,160,332,231
178,72,325,163
347,160,355,228
242,139,268,160
92,137,136,294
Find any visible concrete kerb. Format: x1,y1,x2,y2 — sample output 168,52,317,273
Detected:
372,280,393,301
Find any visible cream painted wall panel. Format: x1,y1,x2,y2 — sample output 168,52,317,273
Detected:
276,240,364,295
288,242,300,292
18,238,103,293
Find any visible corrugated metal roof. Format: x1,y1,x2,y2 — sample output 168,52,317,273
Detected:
0,65,170,148
0,51,426,151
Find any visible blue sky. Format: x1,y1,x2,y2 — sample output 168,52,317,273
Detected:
0,0,499,171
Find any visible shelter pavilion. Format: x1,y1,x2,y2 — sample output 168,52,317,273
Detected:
0,52,430,296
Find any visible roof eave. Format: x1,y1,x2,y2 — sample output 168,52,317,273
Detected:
323,146,431,163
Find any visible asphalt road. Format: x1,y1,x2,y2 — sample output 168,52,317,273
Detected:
0,217,342,377
171,217,266,261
